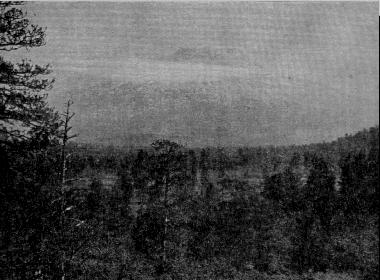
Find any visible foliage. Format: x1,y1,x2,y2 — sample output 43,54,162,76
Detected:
0,10,378,275
0,2,60,147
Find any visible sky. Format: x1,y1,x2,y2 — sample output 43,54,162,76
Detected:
7,1,379,146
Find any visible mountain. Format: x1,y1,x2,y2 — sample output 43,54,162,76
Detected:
55,75,378,147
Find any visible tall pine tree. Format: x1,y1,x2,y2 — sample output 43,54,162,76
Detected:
0,2,60,147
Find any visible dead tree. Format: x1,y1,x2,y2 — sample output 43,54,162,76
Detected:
59,99,77,280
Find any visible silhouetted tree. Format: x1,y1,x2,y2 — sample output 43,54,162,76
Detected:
292,155,336,272
187,149,197,185
306,155,336,235
340,149,379,222
199,148,210,197
131,140,188,276
263,168,303,214
0,2,60,147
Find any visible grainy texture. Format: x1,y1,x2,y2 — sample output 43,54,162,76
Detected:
0,2,378,280
6,1,379,146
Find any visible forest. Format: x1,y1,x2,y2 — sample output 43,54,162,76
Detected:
0,2,378,280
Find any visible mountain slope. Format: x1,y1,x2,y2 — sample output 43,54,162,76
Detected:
60,76,378,147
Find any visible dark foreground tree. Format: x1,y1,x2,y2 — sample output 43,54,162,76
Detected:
0,3,83,279
131,140,190,276
339,150,379,221
0,1,60,146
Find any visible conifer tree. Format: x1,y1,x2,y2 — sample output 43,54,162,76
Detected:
0,2,59,146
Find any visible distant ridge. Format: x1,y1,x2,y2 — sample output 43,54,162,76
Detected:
64,78,378,148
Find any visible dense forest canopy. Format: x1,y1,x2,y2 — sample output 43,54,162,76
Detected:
0,2,378,280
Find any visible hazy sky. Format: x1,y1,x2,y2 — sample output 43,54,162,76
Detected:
7,2,379,146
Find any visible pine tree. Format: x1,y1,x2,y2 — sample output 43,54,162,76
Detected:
0,2,59,146
187,149,197,185
306,154,336,234
131,140,188,276
199,148,211,197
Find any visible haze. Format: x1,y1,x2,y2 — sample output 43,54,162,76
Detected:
7,2,379,147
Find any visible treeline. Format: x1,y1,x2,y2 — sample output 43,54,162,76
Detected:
1,126,378,279
65,126,379,177
115,128,378,279
0,3,378,279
